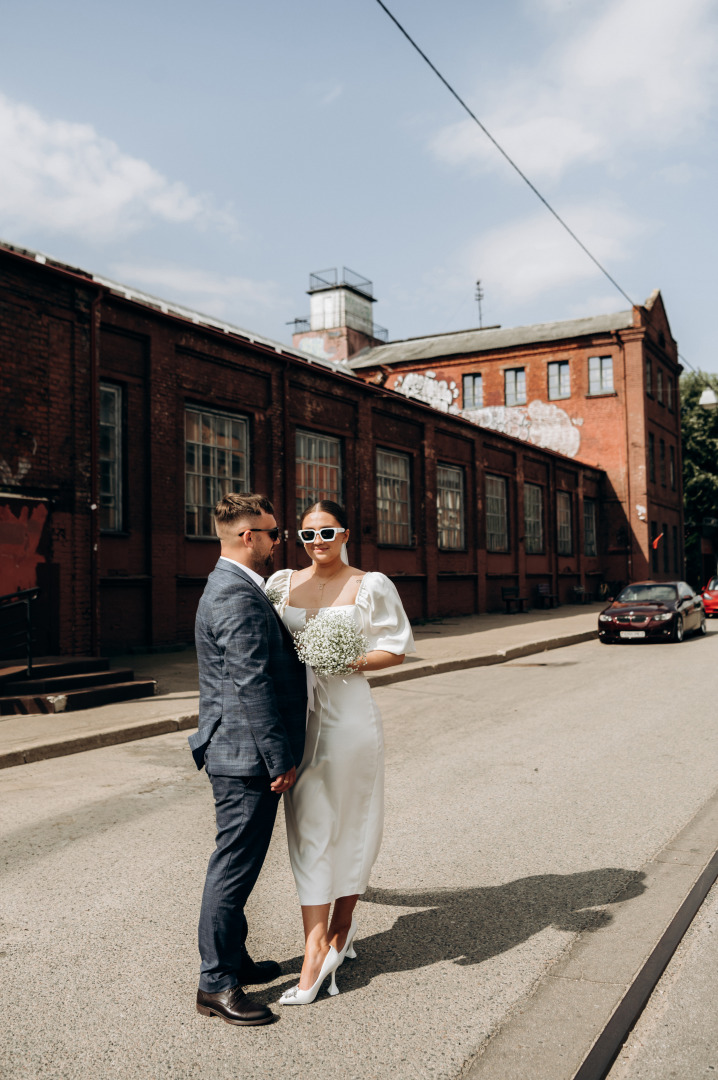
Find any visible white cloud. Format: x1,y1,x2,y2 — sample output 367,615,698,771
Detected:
109,262,284,323
432,114,605,182
658,162,703,185
0,94,226,239
430,0,718,180
462,202,646,303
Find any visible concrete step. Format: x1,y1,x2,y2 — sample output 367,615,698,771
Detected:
0,679,157,716
0,657,111,687
0,668,136,695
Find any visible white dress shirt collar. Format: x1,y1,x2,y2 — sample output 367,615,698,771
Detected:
219,555,266,590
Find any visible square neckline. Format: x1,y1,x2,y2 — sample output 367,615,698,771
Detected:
284,569,368,611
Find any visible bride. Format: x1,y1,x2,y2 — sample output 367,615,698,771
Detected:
266,500,414,1005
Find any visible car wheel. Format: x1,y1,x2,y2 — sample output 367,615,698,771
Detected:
672,616,684,643
699,615,707,636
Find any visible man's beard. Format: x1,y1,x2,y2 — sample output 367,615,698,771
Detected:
250,550,274,576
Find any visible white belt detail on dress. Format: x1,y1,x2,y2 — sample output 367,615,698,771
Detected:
305,663,316,716
307,669,331,766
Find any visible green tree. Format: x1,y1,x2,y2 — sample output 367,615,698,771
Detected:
681,370,718,587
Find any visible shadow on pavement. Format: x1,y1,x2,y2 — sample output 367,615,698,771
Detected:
265,868,646,1001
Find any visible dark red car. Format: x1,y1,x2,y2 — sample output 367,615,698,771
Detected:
598,581,706,644
701,576,718,617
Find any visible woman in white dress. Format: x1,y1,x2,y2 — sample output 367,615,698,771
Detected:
266,500,414,1005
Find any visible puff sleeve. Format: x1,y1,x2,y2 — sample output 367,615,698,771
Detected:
355,572,416,655
265,568,293,609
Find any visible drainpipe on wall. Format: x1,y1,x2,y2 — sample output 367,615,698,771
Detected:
618,332,634,583
89,286,105,657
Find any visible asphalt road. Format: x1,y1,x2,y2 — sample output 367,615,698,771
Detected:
2,628,717,1080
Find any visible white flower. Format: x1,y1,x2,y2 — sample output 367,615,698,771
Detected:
265,586,283,607
293,610,369,677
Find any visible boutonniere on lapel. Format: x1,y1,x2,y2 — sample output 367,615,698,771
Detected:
265,586,283,608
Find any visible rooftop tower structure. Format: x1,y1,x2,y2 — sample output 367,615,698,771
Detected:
290,268,387,366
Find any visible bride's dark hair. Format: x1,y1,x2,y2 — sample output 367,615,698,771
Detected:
300,500,348,530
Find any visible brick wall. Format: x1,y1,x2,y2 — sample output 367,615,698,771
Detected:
1,246,615,654
370,299,683,588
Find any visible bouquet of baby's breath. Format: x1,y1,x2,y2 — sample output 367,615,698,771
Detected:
293,610,369,677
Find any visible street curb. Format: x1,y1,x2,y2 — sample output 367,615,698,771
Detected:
0,629,597,769
0,713,199,770
368,629,597,687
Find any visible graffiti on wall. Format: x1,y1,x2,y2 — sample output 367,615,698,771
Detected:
0,502,48,594
390,370,583,457
463,400,583,458
392,371,460,413
0,434,37,487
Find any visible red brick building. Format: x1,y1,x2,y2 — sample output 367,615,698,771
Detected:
1,243,614,656
332,290,683,586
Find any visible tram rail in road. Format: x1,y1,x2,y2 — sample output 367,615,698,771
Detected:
572,846,718,1080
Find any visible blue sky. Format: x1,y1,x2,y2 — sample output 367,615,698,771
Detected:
2,0,717,371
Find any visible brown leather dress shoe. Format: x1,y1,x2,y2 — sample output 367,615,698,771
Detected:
237,957,282,984
196,985,274,1026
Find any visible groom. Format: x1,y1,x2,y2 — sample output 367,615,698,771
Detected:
189,492,307,1026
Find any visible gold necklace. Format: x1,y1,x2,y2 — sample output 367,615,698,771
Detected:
315,567,344,602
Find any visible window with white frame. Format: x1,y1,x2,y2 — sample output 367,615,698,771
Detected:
486,475,509,552
547,361,570,400
584,499,597,557
588,356,614,395
524,483,544,553
296,430,342,525
376,449,411,545
504,367,526,406
462,373,483,410
437,464,465,549
557,491,572,555
99,382,123,532
185,407,250,537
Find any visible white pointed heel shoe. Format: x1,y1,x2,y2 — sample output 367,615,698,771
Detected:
279,946,341,1005
338,918,358,963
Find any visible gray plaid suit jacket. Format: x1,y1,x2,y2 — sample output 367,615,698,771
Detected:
188,559,307,777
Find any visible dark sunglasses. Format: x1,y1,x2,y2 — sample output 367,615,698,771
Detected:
242,527,280,541
297,527,346,543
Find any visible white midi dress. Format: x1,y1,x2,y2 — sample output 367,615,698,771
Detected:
266,570,415,906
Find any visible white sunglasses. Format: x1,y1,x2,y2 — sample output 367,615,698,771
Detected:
297,527,346,543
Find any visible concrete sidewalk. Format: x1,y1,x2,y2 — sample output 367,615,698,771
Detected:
0,603,602,769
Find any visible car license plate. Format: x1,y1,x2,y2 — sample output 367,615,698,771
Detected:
620,630,645,639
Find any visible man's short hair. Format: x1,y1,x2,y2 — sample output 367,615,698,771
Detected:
214,492,275,529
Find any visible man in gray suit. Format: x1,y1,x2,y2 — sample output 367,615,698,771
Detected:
189,493,307,1026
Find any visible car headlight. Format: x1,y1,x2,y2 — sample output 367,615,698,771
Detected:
652,612,673,621
598,614,613,622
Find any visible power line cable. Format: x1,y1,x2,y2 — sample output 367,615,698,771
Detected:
373,0,636,309
374,0,710,383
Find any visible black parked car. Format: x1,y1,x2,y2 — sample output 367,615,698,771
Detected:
598,581,706,644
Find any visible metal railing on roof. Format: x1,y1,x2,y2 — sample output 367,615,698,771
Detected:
308,268,374,299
